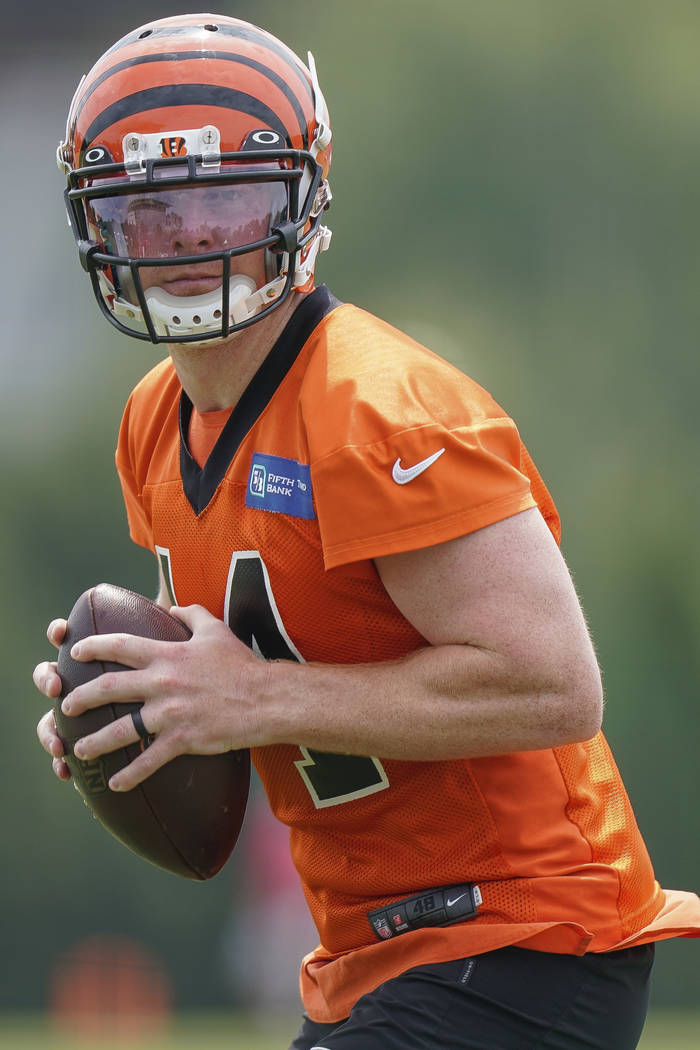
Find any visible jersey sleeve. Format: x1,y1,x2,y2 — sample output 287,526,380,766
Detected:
301,306,538,569
313,415,535,569
115,392,155,551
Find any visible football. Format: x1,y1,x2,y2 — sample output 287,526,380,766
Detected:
55,583,250,880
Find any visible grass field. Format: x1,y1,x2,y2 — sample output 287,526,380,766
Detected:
0,1009,698,1049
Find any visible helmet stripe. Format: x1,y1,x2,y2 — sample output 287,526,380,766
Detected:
72,51,310,150
81,84,292,160
104,23,313,103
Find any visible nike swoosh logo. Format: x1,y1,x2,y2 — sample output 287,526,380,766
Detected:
391,448,445,485
446,893,468,908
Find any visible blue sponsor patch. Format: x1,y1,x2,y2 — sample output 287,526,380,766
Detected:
245,453,315,519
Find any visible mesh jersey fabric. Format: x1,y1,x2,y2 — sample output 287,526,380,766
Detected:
115,287,700,1024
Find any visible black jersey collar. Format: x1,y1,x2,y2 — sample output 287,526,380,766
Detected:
179,285,342,515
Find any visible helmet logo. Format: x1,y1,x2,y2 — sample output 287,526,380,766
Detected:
123,127,220,173
241,130,284,152
84,146,113,165
252,131,281,146
160,136,187,158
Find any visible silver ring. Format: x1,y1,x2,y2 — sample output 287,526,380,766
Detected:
131,707,152,741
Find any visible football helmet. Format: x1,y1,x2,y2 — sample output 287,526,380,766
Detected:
57,14,332,343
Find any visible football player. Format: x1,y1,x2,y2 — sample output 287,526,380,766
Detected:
34,14,700,1050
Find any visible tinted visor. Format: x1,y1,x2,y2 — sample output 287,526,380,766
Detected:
87,181,288,260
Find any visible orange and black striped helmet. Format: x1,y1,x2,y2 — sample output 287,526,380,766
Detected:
58,14,333,343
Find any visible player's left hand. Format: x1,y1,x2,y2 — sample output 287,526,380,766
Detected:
59,604,273,791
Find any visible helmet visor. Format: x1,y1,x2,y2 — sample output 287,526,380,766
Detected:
84,179,290,336
87,180,288,262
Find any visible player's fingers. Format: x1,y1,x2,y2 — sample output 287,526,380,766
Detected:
60,668,151,715
33,660,63,699
168,603,210,630
107,734,175,792
37,712,71,783
73,708,155,762
52,757,72,781
47,618,68,649
37,709,63,756
68,631,161,670
171,603,249,653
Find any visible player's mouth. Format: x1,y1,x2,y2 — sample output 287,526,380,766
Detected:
160,273,222,296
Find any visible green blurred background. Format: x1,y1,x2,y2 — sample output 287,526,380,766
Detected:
1,0,697,1036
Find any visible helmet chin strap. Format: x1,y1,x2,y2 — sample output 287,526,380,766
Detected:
111,272,265,338
108,227,332,341
144,274,258,337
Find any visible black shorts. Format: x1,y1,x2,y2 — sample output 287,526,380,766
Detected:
288,943,654,1050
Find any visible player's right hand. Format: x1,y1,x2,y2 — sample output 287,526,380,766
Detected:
33,618,71,781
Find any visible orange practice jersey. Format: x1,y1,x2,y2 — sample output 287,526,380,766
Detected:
116,287,700,1023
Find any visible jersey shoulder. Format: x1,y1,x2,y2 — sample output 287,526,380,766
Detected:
297,304,542,568
125,357,180,417
300,303,510,457
117,357,181,488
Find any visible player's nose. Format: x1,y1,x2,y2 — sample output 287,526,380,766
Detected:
171,220,215,254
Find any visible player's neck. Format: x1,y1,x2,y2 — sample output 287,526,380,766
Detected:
167,292,305,412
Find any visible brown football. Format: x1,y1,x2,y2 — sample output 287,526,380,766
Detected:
55,583,250,880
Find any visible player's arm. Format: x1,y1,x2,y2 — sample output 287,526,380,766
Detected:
57,507,604,791
264,506,603,760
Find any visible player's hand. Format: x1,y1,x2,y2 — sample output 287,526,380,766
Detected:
56,605,272,792
33,618,72,781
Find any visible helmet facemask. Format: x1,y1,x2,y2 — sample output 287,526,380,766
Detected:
65,132,330,344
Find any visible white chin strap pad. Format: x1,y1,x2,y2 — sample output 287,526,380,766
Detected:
110,223,332,339
144,275,258,337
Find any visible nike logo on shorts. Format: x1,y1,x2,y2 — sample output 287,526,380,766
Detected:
391,448,445,485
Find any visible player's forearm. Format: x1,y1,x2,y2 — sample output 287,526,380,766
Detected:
261,642,603,761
